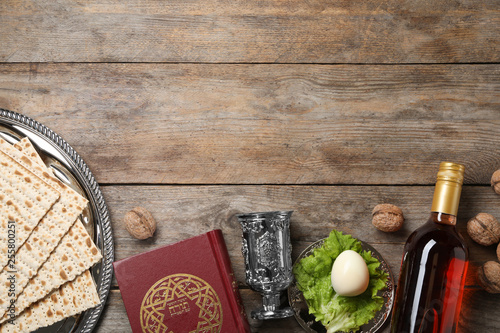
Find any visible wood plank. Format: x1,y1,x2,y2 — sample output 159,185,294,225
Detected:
0,0,499,63
104,185,500,287
96,286,500,332
1,63,499,185
95,290,133,333
99,185,500,332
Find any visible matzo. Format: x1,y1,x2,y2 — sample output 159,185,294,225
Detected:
13,140,45,169
0,270,100,333
0,138,95,322
2,219,102,322
0,138,88,320
0,145,61,270
0,137,61,269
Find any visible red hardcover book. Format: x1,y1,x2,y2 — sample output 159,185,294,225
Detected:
113,229,251,333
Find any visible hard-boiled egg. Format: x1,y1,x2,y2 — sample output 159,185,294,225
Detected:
331,250,369,296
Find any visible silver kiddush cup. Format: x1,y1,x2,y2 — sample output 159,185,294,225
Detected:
237,211,294,320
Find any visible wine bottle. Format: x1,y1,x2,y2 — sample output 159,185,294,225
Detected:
391,162,468,333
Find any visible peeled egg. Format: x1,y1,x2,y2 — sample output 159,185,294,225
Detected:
331,250,369,297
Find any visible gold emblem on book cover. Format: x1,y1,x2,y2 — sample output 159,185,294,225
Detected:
140,273,223,333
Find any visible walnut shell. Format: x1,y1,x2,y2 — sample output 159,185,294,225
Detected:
491,169,500,195
124,207,156,239
467,213,500,246
497,242,500,262
477,261,500,294
372,204,404,232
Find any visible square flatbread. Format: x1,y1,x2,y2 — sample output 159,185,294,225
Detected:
0,138,88,319
0,138,101,327
0,270,100,333
0,142,61,269
6,218,102,322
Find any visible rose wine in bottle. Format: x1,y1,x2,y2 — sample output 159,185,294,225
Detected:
391,162,468,333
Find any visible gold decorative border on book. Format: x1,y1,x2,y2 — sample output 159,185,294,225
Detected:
140,273,223,333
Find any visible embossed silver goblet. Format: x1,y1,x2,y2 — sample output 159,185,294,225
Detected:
237,211,294,320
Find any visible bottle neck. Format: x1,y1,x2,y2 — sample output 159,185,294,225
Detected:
430,179,462,226
430,211,457,226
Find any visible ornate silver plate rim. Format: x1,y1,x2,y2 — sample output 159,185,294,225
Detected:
288,238,394,333
0,109,114,333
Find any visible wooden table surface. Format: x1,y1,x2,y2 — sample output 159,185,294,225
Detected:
1,1,500,332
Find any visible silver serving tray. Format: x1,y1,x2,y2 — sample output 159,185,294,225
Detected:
0,109,114,333
288,238,394,333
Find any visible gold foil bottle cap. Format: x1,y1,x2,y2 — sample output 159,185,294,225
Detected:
431,162,465,218
436,162,465,185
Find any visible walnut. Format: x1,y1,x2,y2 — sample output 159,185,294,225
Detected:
491,169,500,195
372,204,404,232
124,207,156,239
497,242,500,262
477,261,500,294
467,213,500,246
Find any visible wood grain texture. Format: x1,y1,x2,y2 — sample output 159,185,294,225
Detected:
94,288,500,333
98,183,500,333
103,185,500,285
0,63,499,185
2,2,499,331
0,0,499,63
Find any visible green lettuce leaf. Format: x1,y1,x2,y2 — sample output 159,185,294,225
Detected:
293,230,388,333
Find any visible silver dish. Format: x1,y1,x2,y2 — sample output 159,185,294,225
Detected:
288,238,394,333
0,109,114,333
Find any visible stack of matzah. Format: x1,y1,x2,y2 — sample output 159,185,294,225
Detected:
0,137,102,333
